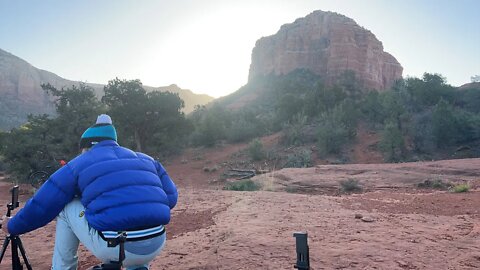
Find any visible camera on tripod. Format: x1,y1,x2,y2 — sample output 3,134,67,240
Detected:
0,185,20,230
7,186,19,215
0,185,33,270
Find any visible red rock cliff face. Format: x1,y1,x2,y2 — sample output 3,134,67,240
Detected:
0,49,74,106
249,11,403,90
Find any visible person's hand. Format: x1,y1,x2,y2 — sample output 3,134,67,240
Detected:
1,216,10,234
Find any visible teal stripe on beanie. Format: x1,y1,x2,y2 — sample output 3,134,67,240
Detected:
79,114,117,149
81,125,117,141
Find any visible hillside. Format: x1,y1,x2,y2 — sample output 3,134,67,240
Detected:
0,48,214,130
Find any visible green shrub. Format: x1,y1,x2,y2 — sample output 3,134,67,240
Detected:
316,103,357,157
189,104,231,147
329,156,349,164
411,112,436,154
224,179,261,191
284,149,312,168
248,139,265,161
281,114,308,146
317,120,349,156
340,179,362,193
417,179,451,190
0,156,6,171
379,121,406,162
452,183,470,193
226,117,261,143
285,186,300,193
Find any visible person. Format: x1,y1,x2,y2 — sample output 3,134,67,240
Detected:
1,114,178,270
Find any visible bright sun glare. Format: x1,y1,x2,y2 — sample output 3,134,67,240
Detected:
135,5,291,98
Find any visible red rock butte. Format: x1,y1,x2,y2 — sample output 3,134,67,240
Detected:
248,10,403,90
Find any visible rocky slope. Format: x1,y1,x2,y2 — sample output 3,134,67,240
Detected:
249,10,403,90
0,48,214,130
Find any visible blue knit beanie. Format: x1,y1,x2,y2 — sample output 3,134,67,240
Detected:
79,114,117,149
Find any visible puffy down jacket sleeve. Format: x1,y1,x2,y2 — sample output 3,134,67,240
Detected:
8,164,76,236
155,161,178,209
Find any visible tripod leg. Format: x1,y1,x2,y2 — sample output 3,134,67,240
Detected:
0,236,11,263
11,237,23,270
16,237,32,270
119,241,125,265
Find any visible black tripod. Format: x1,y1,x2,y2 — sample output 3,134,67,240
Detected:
0,186,32,270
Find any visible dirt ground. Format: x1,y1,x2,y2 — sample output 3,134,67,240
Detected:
0,142,479,269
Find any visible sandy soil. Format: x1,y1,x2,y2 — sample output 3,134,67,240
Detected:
0,150,479,269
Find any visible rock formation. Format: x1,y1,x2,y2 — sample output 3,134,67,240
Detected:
0,48,214,129
248,10,403,90
0,48,72,129
0,49,75,105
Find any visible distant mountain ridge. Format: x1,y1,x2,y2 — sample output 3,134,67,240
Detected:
149,84,214,114
459,82,480,90
0,48,214,130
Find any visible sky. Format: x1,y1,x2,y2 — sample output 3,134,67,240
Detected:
0,0,479,98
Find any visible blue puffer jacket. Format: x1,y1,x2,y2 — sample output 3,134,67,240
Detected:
8,140,178,236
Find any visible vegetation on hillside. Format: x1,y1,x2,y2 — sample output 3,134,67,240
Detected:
191,70,480,163
1,70,480,183
0,80,191,182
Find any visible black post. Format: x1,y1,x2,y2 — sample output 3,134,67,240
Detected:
293,232,310,270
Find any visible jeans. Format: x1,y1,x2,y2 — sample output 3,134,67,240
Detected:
52,199,166,270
